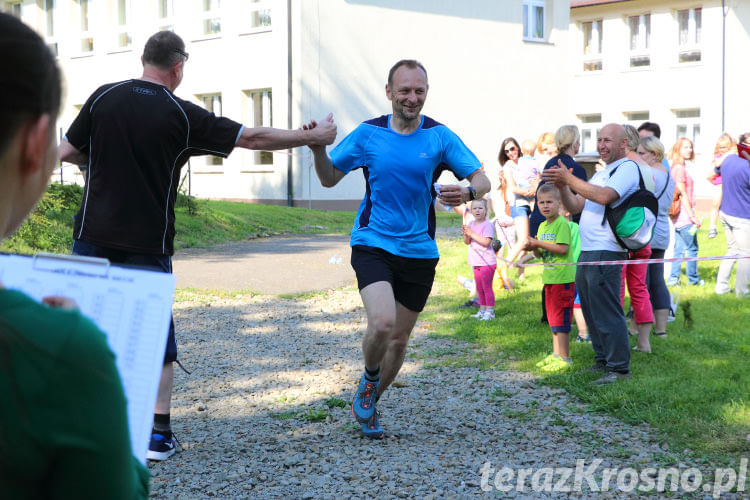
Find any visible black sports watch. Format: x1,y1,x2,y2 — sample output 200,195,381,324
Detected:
467,186,477,201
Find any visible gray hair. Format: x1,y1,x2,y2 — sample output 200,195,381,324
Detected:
623,124,640,151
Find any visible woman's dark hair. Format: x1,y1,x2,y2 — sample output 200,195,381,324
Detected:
142,30,188,70
497,137,521,166
0,13,62,156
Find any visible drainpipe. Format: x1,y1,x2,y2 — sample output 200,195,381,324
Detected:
286,0,294,206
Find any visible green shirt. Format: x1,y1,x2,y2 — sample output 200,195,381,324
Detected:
0,289,149,500
537,216,578,284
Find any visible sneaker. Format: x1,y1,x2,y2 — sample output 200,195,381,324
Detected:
535,353,559,367
470,310,485,319
690,279,705,287
147,432,176,461
458,298,479,309
592,371,632,385
667,279,679,287
351,374,378,423
587,362,607,373
708,228,717,239
361,411,384,439
541,358,572,372
479,310,495,321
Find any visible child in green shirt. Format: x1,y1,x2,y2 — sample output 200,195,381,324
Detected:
524,184,580,372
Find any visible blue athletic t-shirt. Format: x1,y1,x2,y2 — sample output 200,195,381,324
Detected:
330,114,480,258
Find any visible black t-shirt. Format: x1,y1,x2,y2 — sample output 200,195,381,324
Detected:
66,80,243,255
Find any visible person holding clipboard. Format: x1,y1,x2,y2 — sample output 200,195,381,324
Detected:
0,13,149,498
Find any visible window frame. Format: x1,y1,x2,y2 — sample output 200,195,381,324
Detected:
673,108,701,152
627,12,651,68
113,0,133,51
200,0,222,37
241,89,275,172
581,19,603,72
577,113,602,154
522,0,546,43
677,7,702,64
195,93,225,170
73,0,95,55
157,0,176,32
239,0,272,34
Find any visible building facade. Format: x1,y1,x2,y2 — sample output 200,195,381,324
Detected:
569,0,750,198
3,0,573,210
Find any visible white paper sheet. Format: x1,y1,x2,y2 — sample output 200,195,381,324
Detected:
0,253,176,464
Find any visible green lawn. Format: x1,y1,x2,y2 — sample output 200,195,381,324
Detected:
422,226,749,463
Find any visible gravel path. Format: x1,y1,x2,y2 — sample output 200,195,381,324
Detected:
148,287,745,499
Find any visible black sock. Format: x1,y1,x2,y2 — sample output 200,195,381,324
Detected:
364,365,380,382
153,413,171,438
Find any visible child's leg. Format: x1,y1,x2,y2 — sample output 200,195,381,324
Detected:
546,283,574,360
473,266,488,310
478,265,496,309
573,304,588,339
709,185,722,235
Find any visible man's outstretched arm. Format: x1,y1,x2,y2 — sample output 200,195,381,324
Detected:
236,112,337,152
304,114,346,188
59,139,89,166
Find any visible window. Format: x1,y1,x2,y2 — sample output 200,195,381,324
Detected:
582,20,603,71
578,113,601,153
523,0,545,42
75,0,94,53
115,0,132,49
249,0,271,30
677,7,701,63
2,1,22,17
157,0,175,31
628,13,650,67
43,0,58,56
201,0,221,36
674,108,700,150
244,89,273,165
623,111,649,129
197,94,223,166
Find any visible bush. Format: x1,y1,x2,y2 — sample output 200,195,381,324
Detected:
2,184,82,255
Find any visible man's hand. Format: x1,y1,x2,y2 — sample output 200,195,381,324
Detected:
42,295,78,311
541,160,573,187
303,113,337,148
437,184,467,207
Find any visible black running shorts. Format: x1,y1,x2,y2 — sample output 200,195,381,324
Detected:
350,245,439,312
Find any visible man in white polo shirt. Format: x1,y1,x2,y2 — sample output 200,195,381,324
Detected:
542,123,641,385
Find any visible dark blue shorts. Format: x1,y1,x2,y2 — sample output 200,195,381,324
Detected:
72,239,177,363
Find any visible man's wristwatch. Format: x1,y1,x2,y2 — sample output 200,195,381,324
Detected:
467,186,477,201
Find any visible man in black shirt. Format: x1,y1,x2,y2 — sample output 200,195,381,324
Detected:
59,31,336,461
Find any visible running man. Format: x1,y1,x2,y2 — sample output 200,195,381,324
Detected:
59,30,336,460
307,59,490,438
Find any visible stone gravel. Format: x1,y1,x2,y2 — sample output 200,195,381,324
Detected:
148,288,747,499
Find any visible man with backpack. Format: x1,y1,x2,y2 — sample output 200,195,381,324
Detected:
542,124,642,385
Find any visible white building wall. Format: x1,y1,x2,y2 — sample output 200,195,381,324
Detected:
569,0,748,199
295,0,572,207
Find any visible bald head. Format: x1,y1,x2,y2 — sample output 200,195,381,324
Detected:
597,123,627,164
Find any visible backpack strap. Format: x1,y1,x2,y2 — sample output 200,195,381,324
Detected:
656,167,670,200
601,160,644,226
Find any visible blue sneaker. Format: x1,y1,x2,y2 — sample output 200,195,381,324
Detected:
361,411,384,439
351,374,379,423
147,432,176,461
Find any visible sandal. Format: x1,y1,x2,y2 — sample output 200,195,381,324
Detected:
708,228,718,239
653,332,667,338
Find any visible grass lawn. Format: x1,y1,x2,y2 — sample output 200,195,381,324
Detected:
421,225,749,464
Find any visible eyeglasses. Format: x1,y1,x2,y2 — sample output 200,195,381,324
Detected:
174,47,189,61
504,146,518,153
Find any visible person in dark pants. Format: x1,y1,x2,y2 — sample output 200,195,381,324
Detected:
543,124,641,385
59,30,337,461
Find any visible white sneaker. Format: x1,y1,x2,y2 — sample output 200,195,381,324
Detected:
471,311,484,318
668,292,680,322
479,310,495,321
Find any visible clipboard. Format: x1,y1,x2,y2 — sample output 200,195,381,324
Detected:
0,252,176,464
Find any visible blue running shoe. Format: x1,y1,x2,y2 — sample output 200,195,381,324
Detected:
147,432,176,461
361,411,384,439
351,374,378,423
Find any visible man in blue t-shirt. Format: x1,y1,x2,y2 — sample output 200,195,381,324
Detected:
307,59,489,438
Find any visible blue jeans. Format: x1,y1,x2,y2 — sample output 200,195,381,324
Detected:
669,225,699,284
